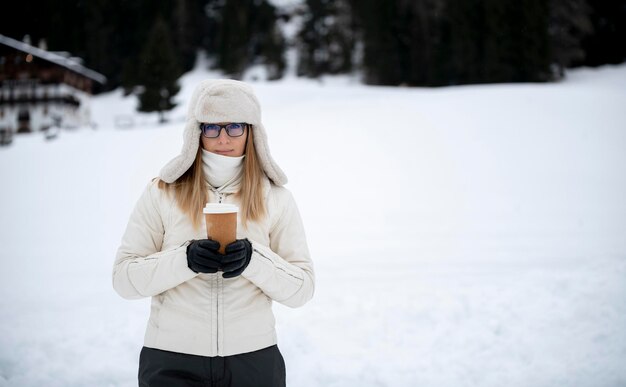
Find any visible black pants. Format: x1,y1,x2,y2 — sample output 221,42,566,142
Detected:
138,345,286,387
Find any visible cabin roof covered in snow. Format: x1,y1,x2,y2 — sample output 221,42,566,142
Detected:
0,34,107,84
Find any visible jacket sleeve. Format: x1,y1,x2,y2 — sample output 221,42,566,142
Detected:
112,180,198,299
242,189,315,308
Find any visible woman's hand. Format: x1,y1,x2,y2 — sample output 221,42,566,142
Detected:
186,239,252,277
186,239,222,273
222,239,252,278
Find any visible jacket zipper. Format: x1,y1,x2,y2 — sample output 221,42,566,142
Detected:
213,189,227,355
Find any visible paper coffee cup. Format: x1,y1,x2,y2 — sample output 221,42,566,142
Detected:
203,203,238,254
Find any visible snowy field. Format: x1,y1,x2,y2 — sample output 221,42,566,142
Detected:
1,62,626,387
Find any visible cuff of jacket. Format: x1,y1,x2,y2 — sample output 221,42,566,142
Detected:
242,241,307,307
121,242,198,298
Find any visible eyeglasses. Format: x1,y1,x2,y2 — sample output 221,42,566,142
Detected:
199,122,247,138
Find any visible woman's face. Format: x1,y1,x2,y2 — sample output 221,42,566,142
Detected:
200,123,248,157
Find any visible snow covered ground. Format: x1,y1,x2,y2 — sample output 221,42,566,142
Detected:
1,61,625,387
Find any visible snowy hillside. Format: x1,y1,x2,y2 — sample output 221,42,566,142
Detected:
1,61,625,387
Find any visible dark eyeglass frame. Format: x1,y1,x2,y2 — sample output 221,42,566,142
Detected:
199,122,248,138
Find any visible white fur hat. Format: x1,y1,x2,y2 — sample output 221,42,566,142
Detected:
159,79,287,185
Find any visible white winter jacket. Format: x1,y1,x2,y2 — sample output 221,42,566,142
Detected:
113,177,314,356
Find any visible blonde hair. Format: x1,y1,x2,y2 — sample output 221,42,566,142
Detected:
157,125,266,230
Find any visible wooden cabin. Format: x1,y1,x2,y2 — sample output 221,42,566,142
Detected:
0,34,106,145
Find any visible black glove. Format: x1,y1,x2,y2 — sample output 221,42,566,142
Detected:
186,239,223,274
221,239,253,279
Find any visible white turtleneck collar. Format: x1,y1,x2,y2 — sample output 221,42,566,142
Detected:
201,148,245,190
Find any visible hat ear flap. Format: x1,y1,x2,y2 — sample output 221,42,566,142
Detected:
252,123,287,186
159,119,201,183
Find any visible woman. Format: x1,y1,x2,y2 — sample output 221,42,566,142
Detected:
113,79,315,387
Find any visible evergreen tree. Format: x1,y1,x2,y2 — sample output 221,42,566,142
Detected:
352,0,448,86
84,0,125,92
216,0,253,76
298,0,354,77
350,0,405,85
202,0,224,55
578,0,626,66
443,0,551,85
250,0,286,79
441,0,482,84
172,0,205,71
402,0,446,86
548,0,593,78
136,17,182,123
515,0,551,82
215,0,285,79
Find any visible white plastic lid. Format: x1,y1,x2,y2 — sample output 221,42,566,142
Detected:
203,203,239,214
